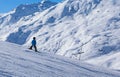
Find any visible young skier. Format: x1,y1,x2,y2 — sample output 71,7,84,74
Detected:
29,37,38,52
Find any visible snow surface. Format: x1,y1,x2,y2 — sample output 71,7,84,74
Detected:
0,0,120,70
0,41,120,77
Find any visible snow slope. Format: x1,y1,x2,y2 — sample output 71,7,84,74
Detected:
0,0,120,70
0,41,120,77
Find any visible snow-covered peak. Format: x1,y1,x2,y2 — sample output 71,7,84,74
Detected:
14,0,57,15
10,1,57,23
0,0,57,24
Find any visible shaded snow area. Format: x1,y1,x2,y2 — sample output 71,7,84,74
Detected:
0,41,120,77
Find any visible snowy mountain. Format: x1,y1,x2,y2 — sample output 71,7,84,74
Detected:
0,0,120,70
0,41,120,77
0,0,57,24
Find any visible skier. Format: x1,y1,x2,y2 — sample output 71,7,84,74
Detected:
29,37,38,52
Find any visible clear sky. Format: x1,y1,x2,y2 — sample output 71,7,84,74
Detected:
0,0,62,13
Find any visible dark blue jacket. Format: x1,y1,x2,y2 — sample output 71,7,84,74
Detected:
32,39,36,46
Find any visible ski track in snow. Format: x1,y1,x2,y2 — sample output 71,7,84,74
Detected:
0,41,120,77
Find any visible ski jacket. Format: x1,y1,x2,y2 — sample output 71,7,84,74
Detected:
32,39,36,46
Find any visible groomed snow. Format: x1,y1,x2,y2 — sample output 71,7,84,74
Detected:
0,41,120,77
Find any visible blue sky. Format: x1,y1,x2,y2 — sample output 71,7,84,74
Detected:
0,0,62,13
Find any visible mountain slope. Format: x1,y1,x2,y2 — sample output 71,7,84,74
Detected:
0,0,120,70
0,41,120,77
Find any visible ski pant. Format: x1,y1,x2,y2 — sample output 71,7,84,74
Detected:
29,45,37,52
